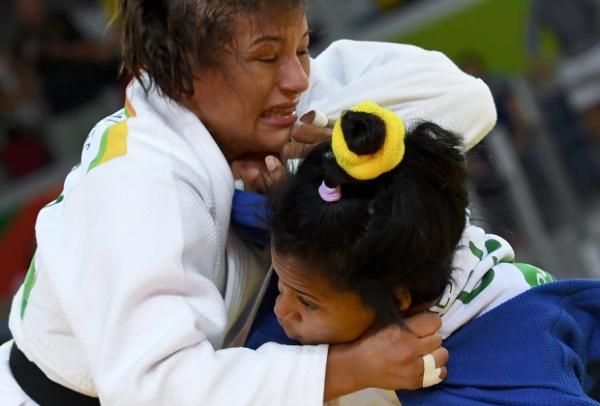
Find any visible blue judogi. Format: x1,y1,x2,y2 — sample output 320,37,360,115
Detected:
397,280,600,405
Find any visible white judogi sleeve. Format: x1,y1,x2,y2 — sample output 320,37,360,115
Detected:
300,40,497,150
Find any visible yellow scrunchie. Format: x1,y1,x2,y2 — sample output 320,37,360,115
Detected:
331,101,405,180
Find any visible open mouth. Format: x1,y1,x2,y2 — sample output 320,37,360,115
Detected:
261,106,296,118
259,105,298,128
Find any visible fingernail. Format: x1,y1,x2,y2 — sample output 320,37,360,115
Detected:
299,111,315,124
265,156,278,172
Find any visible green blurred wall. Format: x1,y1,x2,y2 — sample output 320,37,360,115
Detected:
391,0,557,74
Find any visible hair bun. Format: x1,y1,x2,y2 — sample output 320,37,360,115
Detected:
341,111,386,156
332,101,405,180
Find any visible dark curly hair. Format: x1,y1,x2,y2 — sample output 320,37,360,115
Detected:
270,111,469,328
115,0,306,102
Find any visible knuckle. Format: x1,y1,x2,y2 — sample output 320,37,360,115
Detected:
439,346,449,360
439,366,448,380
406,313,441,336
421,312,442,329
424,334,442,352
431,314,443,329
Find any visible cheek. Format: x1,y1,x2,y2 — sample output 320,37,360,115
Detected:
302,58,310,79
299,312,372,345
195,80,242,128
235,68,273,111
207,70,266,126
326,306,376,343
329,319,371,343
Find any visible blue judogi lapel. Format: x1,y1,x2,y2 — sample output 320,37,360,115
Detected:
231,189,270,247
230,189,295,348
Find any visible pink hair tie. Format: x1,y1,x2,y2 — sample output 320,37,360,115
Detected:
318,181,342,202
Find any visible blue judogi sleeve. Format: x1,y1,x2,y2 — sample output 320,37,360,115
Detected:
397,280,600,405
245,273,297,349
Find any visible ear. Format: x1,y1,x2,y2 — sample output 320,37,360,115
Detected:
394,286,412,311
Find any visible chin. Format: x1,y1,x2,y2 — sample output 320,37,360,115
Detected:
295,334,344,346
282,329,321,345
296,337,322,345
259,127,293,152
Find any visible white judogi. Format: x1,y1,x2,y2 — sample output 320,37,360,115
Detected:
0,40,496,405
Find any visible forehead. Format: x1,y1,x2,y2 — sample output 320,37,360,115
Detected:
272,250,333,297
272,250,374,316
231,7,308,47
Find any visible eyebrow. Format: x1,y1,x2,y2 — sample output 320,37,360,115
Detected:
279,278,323,304
250,31,309,46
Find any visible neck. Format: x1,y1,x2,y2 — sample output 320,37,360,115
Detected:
181,97,238,162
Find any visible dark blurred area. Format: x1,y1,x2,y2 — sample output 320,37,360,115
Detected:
0,0,600,362
0,0,123,182
0,0,123,341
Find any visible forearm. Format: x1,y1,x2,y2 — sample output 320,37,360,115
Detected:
301,40,497,150
324,343,362,402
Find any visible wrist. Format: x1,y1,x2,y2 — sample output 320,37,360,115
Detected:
324,343,364,402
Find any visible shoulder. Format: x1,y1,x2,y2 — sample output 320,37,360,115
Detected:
314,40,452,67
39,130,218,248
60,83,233,227
77,104,217,201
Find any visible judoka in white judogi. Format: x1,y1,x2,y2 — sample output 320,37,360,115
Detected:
0,40,496,405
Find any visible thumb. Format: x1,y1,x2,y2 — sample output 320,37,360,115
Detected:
264,155,287,187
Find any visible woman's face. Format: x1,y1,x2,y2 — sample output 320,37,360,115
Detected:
187,9,310,161
271,250,377,345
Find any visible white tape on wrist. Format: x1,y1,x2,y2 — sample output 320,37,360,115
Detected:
422,353,443,388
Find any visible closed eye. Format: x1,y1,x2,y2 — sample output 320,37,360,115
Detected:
298,296,317,311
257,55,278,63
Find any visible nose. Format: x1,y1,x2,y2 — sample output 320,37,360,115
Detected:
274,292,301,323
279,56,309,94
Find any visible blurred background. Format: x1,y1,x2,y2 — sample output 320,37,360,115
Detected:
1,0,600,344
